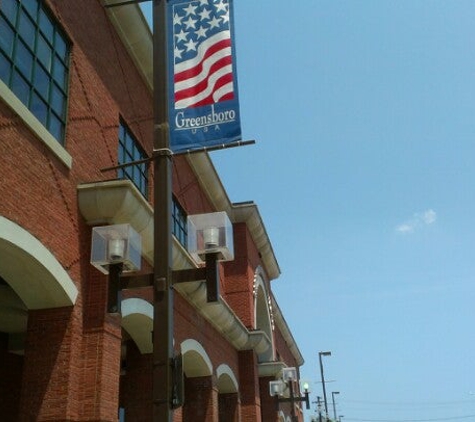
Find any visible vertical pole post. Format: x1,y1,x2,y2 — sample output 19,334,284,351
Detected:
152,1,173,421
205,252,220,302
288,380,297,422
332,391,339,422
319,352,331,419
108,263,123,313
317,396,323,422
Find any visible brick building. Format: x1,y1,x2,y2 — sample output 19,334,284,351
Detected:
0,0,305,421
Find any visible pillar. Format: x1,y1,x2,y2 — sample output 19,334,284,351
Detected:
218,392,240,422
18,306,80,421
184,375,218,422
238,350,261,422
120,340,153,421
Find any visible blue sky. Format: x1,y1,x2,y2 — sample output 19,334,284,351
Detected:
141,1,475,420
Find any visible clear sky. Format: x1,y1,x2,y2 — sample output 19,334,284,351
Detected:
141,1,475,421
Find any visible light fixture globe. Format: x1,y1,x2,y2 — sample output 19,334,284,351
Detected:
90,224,141,274
187,212,234,264
282,367,297,382
269,380,286,397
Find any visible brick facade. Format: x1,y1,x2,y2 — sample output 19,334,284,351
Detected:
0,0,303,421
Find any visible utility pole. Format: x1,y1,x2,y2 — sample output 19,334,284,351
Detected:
319,351,331,419
317,396,323,422
152,0,173,421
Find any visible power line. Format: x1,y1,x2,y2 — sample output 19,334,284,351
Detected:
344,415,475,422
341,399,475,407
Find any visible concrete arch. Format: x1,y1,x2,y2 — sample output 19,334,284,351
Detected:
121,298,153,354
216,364,239,394
180,339,213,377
254,267,274,361
0,216,78,309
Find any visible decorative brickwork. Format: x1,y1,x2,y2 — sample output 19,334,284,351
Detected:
0,0,303,421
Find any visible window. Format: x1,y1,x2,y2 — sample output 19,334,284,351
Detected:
118,120,149,198
0,0,70,144
172,197,187,248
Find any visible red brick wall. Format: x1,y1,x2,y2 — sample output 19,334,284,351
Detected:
175,293,240,377
273,325,300,370
120,341,153,421
18,307,80,421
0,0,302,420
223,223,262,330
238,350,262,422
183,376,218,422
259,376,278,422
173,157,215,214
218,392,240,422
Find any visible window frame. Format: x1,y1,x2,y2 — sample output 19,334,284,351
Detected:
118,120,149,199
0,0,71,145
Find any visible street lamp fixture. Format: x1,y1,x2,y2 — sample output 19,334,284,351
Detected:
269,367,310,422
186,212,234,302
332,391,340,422
90,211,235,413
318,351,332,419
90,223,141,313
187,211,234,263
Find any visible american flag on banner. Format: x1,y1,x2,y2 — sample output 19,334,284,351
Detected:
167,0,242,153
172,0,235,109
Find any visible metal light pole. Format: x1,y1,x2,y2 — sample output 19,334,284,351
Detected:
152,0,173,421
332,391,340,422
318,351,331,419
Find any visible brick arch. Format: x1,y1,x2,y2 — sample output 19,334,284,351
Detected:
121,298,153,354
180,339,213,377
254,267,274,361
0,216,77,310
216,363,239,394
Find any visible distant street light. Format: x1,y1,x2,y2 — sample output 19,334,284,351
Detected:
331,391,340,422
318,351,332,418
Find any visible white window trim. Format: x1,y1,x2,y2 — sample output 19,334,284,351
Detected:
0,79,72,168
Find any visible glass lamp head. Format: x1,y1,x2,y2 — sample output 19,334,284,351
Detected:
187,212,234,264
282,367,297,382
269,380,285,396
90,224,141,274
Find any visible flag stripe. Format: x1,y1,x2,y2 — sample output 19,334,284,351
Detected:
212,80,234,102
186,74,235,109
175,55,233,101
175,34,232,80
174,31,233,109
175,64,234,108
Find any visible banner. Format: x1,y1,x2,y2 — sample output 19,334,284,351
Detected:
167,0,242,153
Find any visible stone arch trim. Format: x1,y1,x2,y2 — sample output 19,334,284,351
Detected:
121,298,153,354
0,216,78,309
216,364,239,394
253,266,275,360
180,339,213,377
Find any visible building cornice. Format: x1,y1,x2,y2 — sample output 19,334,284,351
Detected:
185,153,281,281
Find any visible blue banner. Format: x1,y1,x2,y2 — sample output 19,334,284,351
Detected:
167,0,242,153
